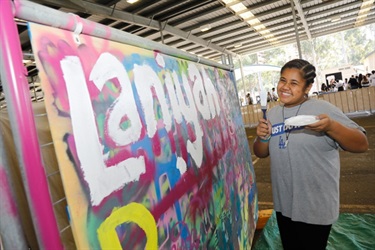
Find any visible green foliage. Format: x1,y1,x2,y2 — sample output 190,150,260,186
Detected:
344,25,375,64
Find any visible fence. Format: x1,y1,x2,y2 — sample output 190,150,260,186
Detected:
241,87,375,128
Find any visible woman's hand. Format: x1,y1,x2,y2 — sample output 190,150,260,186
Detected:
305,114,331,132
256,118,272,139
306,114,368,153
253,118,272,158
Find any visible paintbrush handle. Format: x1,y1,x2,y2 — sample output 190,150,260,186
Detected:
262,109,267,119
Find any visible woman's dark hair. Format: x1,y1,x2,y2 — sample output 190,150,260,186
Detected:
280,59,316,86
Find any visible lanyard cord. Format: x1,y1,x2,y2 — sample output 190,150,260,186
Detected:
282,100,306,146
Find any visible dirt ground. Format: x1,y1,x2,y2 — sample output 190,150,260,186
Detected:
246,114,375,214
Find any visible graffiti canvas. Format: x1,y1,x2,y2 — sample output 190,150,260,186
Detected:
29,22,258,249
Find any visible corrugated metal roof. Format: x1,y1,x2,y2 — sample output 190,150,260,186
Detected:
17,0,375,62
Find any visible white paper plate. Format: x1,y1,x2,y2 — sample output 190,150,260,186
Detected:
285,115,319,126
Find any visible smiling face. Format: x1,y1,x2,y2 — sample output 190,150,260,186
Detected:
277,68,312,107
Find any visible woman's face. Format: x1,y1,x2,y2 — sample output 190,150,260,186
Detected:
277,68,312,107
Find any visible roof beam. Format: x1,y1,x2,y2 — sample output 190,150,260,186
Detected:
293,0,312,40
25,0,236,56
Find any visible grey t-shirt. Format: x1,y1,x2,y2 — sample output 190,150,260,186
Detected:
267,98,365,225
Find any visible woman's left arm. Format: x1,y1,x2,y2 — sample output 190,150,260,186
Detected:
306,114,368,153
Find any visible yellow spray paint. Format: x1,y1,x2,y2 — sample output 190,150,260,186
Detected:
97,202,158,249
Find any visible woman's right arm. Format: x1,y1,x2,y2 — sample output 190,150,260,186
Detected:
253,118,271,158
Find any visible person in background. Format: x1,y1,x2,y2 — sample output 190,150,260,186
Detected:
253,59,368,250
267,91,273,102
272,87,279,101
336,80,344,91
361,75,370,87
370,70,375,87
344,78,349,90
321,83,327,92
329,78,337,91
246,93,253,105
348,75,359,89
256,95,261,104
358,74,363,88
326,82,331,91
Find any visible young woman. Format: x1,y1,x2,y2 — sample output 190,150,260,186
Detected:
253,59,368,249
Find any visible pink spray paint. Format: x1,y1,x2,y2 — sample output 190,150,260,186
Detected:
0,0,63,249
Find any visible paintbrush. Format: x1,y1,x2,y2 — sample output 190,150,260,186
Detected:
260,89,267,119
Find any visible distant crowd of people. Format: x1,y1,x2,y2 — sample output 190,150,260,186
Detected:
243,87,278,106
240,70,375,106
321,70,375,92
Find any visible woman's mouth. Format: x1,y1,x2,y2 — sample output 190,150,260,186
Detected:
280,92,292,97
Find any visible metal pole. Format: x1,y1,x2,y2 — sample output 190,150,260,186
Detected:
290,0,302,59
159,21,165,44
0,0,62,249
257,72,262,91
0,132,28,250
221,54,227,65
239,55,246,93
228,54,233,66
